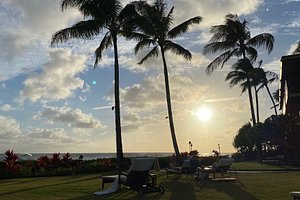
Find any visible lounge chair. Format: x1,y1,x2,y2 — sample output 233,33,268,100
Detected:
198,158,237,180
119,158,164,197
166,158,200,179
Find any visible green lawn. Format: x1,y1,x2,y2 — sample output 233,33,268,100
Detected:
232,161,300,171
0,165,299,200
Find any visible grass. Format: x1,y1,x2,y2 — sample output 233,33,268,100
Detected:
0,162,299,200
232,161,300,171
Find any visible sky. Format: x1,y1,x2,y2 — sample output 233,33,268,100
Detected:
0,0,300,155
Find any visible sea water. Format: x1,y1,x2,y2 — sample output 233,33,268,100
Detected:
0,152,174,161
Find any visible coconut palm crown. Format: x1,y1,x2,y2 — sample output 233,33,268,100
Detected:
51,0,138,169
203,14,274,75
128,0,202,157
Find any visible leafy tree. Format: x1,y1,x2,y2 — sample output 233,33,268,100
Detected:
127,0,202,156
233,123,254,154
203,14,274,125
51,0,137,169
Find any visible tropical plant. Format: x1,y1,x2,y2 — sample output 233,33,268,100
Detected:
127,0,202,157
254,64,279,116
225,58,257,124
203,14,274,125
51,0,137,169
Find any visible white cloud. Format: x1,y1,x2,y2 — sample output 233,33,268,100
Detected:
23,127,88,145
119,74,209,113
0,0,81,80
172,0,262,27
0,115,21,139
0,104,16,112
20,49,87,102
34,105,102,129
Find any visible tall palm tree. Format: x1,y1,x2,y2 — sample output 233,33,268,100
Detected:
127,0,202,157
51,0,137,169
225,58,256,124
254,66,279,116
203,14,274,125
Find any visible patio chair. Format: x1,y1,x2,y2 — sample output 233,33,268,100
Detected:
198,158,237,180
166,158,200,179
119,158,164,197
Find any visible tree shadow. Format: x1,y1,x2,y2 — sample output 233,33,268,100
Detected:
197,179,259,200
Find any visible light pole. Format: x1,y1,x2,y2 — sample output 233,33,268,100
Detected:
218,144,220,154
189,141,193,152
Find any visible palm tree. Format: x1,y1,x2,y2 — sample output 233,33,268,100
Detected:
203,14,274,125
127,0,202,157
225,58,256,124
254,66,279,116
51,0,137,169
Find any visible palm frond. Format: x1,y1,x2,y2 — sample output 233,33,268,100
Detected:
61,0,87,11
168,16,202,39
128,32,151,42
245,46,258,62
162,6,174,31
247,33,274,54
51,20,102,46
94,32,112,67
233,58,252,70
225,71,247,87
205,49,236,75
203,41,236,55
138,45,159,64
134,38,156,54
164,41,192,60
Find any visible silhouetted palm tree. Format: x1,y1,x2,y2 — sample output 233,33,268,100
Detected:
51,0,137,169
128,0,202,157
254,65,279,116
225,58,256,123
203,14,274,125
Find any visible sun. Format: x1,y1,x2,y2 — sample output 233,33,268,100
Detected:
196,106,213,121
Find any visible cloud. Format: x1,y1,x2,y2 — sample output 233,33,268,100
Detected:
172,0,262,27
19,49,87,102
0,0,81,80
23,127,88,145
0,115,22,139
0,104,16,112
34,105,102,129
119,74,209,113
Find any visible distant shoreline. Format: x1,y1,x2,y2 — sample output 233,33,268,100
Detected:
0,152,234,161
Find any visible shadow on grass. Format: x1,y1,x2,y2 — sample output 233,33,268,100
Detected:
69,187,165,200
198,179,259,200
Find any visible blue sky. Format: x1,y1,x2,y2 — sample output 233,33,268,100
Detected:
0,0,300,154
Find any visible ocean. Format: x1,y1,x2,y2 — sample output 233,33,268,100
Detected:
0,152,233,161
0,152,174,161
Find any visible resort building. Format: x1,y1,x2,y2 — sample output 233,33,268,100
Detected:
280,54,300,116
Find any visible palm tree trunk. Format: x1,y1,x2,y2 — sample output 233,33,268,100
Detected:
112,33,123,169
247,78,257,125
160,47,180,157
265,84,278,116
254,86,260,123
243,54,256,125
